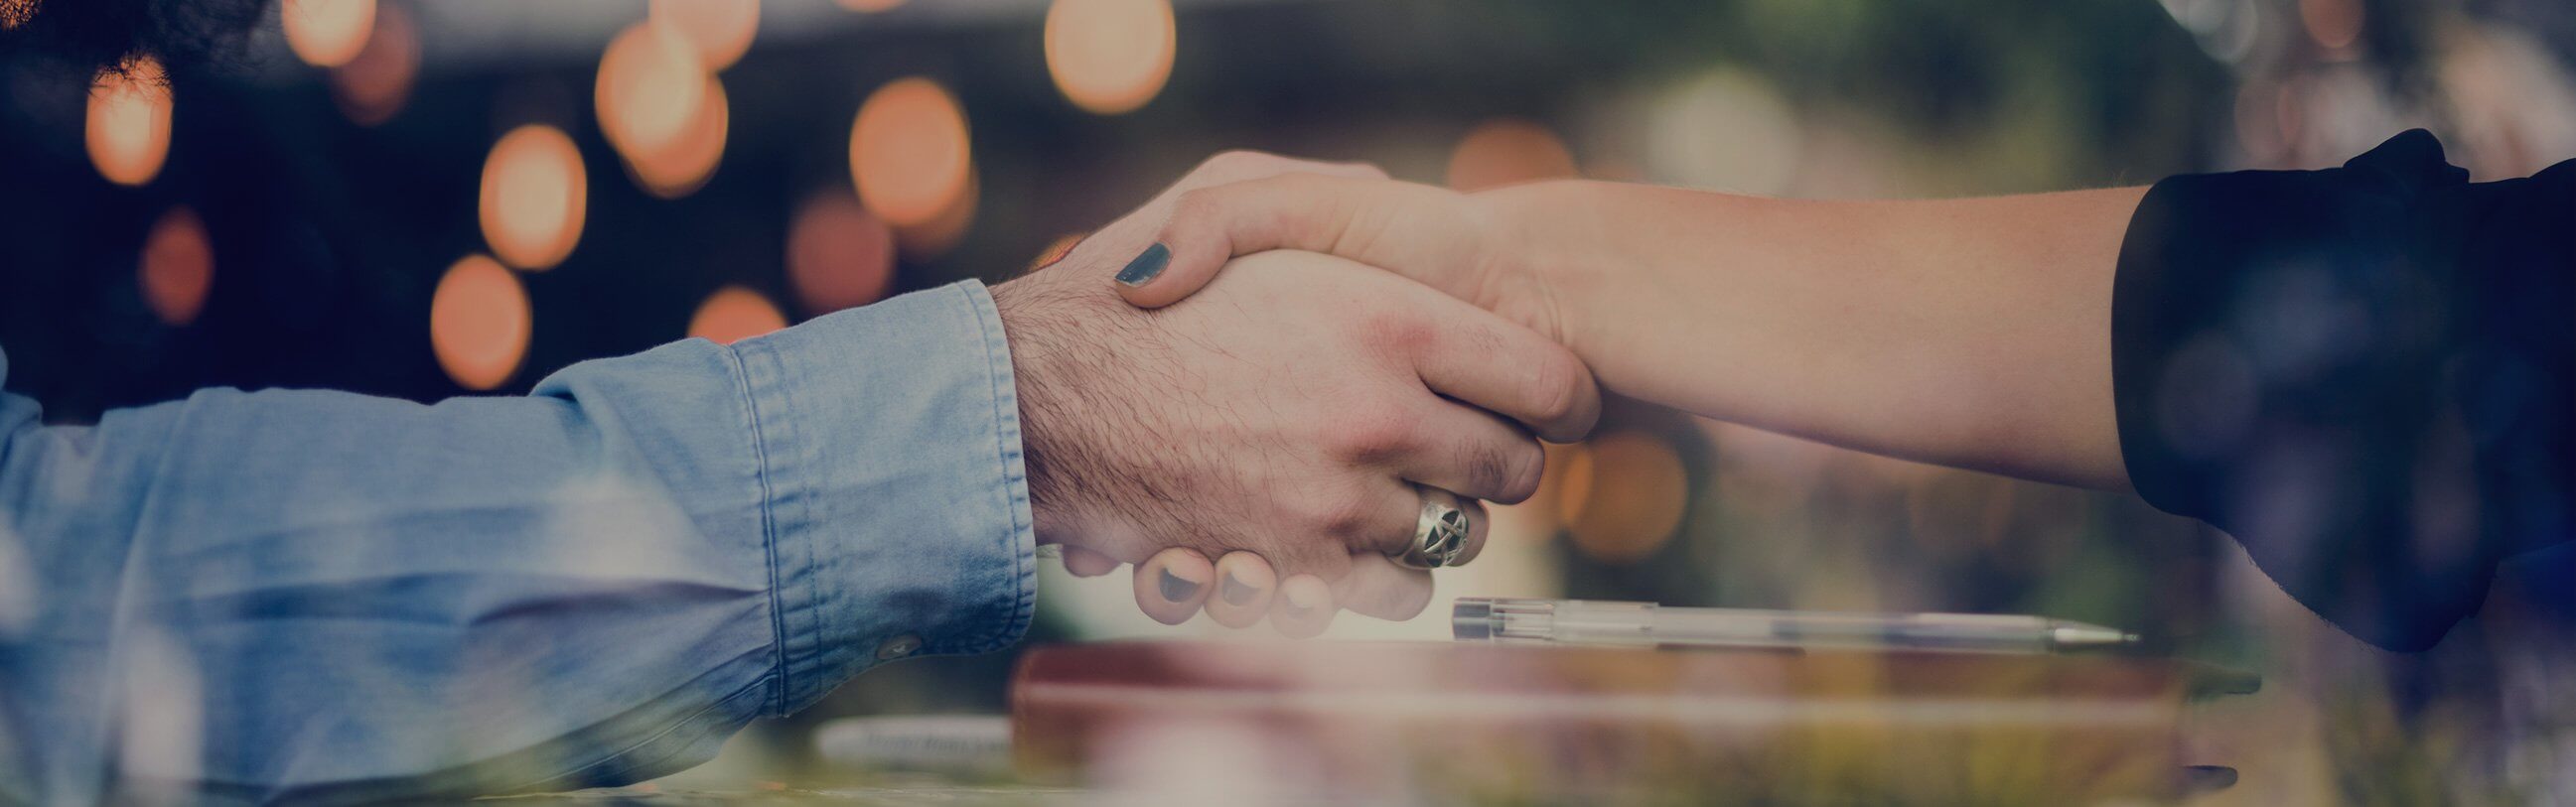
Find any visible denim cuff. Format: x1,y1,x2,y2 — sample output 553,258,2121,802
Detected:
730,281,1037,714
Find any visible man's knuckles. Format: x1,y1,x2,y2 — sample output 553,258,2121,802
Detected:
1355,306,1439,365
1468,437,1548,505
1282,483,1384,544
1330,402,1428,465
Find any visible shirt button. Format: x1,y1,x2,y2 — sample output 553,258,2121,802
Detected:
875,633,924,661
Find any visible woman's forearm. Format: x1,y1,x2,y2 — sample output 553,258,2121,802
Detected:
1505,181,2146,490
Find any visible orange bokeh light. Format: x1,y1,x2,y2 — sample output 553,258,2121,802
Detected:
648,0,759,71
894,169,976,260
689,287,787,345
2298,0,2364,51
479,124,588,271
139,207,214,326
596,21,709,164
786,191,895,315
85,57,172,187
1032,231,1086,270
282,0,376,68
627,74,730,199
835,0,906,10
1555,443,1594,523
329,0,417,126
1561,432,1689,564
430,254,531,391
1,0,37,30
1043,0,1176,115
849,77,971,227
1446,117,1578,193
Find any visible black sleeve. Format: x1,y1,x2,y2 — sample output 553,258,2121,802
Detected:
2111,129,2573,652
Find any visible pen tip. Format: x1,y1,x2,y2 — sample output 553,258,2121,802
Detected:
2050,624,2136,647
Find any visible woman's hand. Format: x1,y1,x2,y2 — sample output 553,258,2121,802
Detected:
1108,172,1586,350
1092,170,1599,635
1043,152,1598,635
1048,152,1387,601
1104,159,2144,493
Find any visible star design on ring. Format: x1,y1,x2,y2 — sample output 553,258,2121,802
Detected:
1423,508,1469,567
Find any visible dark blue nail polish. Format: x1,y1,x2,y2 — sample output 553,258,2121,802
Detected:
1115,243,1172,287
2182,766,2238,794
1158,568,1200,602
1220,573,1259,605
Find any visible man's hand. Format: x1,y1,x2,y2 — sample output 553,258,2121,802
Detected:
993,153,1600,634
1106,172,1580,349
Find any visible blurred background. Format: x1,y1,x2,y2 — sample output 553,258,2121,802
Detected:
3,0,2571,801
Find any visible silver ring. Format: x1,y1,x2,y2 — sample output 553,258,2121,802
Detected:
1398,489,1472,570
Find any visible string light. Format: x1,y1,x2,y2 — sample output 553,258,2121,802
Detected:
430,255,531,391
626,74,729,199
2299,0,2364,51
849,77,971,227
479,124,588,271
282,0,376,68
1562,432,1689,564
139,207,214,326
894,168,976,259
596,21,709,165
329,0,417,126
1043,0,1176,115
786,191,895,315
85,57,172,187
0,0,38,30
688,287,787,344
1645,70,1802,197
1032,232,1086,270
648,0,759,71
1446,117,1576,192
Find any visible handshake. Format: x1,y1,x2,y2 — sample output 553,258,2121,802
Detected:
996,151,1601,634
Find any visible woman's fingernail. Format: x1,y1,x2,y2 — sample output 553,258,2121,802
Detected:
1157,568,1201,603
1220,573,1259,605
1114,243,1172,287
1279,590,1315,617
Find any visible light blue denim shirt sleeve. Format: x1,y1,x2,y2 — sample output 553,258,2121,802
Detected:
0,280,1036,805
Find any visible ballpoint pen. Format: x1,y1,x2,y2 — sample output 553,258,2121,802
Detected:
1453,597,2139,653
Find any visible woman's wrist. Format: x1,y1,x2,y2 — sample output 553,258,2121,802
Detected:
1468,180,1612,353
1472,180,1789,415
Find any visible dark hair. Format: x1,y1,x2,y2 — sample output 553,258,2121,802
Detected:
0,0,274,79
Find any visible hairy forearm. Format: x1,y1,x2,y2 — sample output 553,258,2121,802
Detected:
1503,181,2145,489
991,271,1166,547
